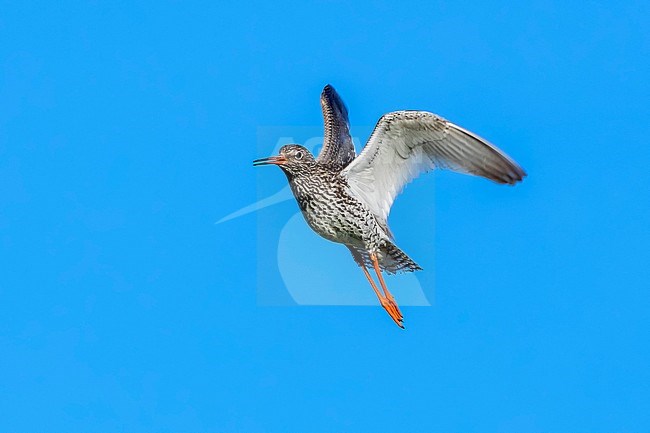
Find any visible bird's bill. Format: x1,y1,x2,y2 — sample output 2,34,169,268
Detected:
253,155,287,166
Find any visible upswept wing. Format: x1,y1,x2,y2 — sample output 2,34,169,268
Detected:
341,110,526,226
316,85,356,169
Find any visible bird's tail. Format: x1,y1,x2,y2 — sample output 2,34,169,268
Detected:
348,241,422,275
380,241,422,274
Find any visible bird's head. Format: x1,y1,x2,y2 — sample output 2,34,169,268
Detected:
253,144,315,176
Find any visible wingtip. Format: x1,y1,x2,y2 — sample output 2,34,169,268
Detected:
498,162,527,185
510,166,528,185
491,167,527,185
319,83,350,122
321,84,339,101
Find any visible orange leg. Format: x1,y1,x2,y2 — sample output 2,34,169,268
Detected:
370,253,403,322
360,261,404,329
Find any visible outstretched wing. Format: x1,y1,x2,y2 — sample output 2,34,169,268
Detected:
341,110,526,226
316,85,356,169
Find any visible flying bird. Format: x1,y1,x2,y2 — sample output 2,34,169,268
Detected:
254,85,526,328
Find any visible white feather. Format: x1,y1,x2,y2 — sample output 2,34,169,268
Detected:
341,111,526,227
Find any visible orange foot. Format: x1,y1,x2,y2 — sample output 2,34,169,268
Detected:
380,297,404,329
384,293,403,320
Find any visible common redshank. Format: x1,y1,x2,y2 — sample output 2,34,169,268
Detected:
254,85,526,328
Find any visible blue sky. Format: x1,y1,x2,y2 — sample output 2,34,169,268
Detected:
2,1,649,432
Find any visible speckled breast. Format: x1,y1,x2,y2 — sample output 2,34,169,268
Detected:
289,172,381,249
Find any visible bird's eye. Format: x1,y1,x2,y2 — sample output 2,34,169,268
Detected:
295,151,304,160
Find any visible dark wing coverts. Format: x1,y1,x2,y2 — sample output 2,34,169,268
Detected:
316,85,356,169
